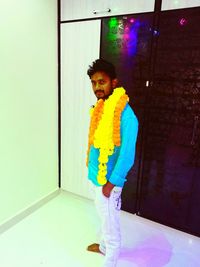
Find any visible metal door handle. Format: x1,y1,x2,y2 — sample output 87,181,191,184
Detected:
93,8,111,14
191,115,199,145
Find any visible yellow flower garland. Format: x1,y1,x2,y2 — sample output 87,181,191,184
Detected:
86,87,129,185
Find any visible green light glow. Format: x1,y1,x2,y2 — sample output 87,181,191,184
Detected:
109,17,118,28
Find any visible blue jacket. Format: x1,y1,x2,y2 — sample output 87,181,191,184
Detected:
88,103,138,187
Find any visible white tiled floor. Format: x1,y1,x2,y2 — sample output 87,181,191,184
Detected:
0,190,200,267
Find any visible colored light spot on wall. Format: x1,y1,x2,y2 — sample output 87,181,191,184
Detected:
109,17,118,28
106,17,141,56
179,18,187,26
153,30,160,36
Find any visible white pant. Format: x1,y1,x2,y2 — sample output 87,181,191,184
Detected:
94,185,122,267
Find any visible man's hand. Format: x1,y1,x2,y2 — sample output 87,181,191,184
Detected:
102,181,115,198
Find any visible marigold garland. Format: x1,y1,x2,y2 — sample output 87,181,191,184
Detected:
86,87,129,185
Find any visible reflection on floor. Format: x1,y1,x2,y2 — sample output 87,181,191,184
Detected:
0,190,200,267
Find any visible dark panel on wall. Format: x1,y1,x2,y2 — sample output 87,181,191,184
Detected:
100,6,200,236
101,13,154,213
138,7,200,236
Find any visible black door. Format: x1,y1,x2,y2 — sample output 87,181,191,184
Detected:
138,7,200,236
101,13,154,213
101,7,200,236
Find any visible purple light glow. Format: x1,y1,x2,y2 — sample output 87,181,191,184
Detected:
153,30,159,36
124,26,129,33
124,33,130,40
130,18,135,23
179,18,187,26
119,234,173,266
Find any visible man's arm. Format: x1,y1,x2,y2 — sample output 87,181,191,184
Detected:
103,105,139,197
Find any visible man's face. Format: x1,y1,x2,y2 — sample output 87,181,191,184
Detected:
91,71,117,100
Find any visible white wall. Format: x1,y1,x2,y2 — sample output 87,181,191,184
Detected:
61,20,100,199
162,0,200,10
61,0,155,21
0,0,58,225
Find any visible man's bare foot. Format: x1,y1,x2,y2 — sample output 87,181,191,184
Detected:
87,243,103,254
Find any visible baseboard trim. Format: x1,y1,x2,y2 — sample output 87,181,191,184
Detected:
0,188,61,235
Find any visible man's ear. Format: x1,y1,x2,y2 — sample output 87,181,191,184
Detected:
112,78,118,88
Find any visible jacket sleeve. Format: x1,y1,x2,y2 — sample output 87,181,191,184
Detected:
109,106,138,186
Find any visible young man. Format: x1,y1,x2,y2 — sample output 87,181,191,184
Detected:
86,59,138,267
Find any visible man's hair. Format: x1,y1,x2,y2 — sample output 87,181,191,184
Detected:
87,59,116,80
